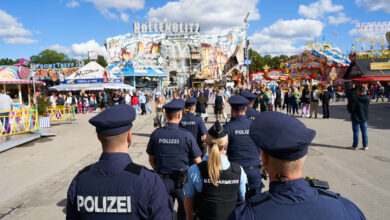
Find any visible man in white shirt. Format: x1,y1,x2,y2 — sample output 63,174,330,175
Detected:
0,89,13,135
125,92,131,105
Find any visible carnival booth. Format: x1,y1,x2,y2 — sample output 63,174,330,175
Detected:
49,61,134,91
0,59,45,106
106,60,168,88
344,52,390,83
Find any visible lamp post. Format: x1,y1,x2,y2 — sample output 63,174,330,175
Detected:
244,12,250,89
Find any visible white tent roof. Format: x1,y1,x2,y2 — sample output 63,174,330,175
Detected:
66,61,118,80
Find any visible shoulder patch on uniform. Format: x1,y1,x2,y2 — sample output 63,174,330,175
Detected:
124,163,142,175
78,165,92,175
317,189,339,200
230,162,241,174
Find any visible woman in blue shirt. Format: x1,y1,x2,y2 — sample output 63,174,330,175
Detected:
184,121,247,220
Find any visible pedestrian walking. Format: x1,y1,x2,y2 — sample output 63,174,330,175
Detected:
301,85,310,118
213,90,225,121
66,105,173,219
320,85,331,118
347,86,370,150
228,111,366,220
0,89,13,135
274,87,282,112
146,99,202,220
310,85,320,118
283,88,292,115
184,121,247,220
195,93,208,122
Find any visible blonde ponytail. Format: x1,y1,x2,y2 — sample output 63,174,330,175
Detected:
208,143,222,186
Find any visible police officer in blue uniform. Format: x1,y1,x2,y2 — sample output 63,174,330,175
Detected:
180,97,208,156
240,90,261,121
146,99,202,220
228,111,366,220
224,95,264,193
66,104,173,220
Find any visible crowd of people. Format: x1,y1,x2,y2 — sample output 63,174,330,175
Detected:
65,82,370,220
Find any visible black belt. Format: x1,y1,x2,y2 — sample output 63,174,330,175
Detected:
158,172,174,179
243,165,261,170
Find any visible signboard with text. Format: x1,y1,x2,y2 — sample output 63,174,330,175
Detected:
133,22,200,34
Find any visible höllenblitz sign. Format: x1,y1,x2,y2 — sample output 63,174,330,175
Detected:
133,22,200,34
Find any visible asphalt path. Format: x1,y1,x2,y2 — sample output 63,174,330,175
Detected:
0,101,389,219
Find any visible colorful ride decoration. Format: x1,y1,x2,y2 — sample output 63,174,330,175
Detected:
284,42,350,81
0,107,39,137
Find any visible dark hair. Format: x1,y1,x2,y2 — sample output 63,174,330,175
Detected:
357,86,365,93
198,93,205,103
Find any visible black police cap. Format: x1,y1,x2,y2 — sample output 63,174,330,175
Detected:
249,111,316,160
185,97,197,108
89,104,136,136
163,99,185,113
228,95,249,110
240,90,257,102
208,120,227,138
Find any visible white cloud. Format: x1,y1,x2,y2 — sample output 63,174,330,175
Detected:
48,40,107,60
328,12,351,25
355,0,390,13
299,0,343,19
120,12,129,23
3,37,38,44
147,0,260,33
85,0,144,20
0,9,37,44
66,0,80,8
48,44,72,54
249,19,324,56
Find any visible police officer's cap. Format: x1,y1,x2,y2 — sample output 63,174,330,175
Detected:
228,95,249,110
240,90,257,102
163,99,185,113
250,112,316,160
185,97,197,108
89,104,136,136
208,120,227,138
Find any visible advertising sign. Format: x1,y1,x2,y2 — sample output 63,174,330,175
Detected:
371,61,390,70
134,22,200,34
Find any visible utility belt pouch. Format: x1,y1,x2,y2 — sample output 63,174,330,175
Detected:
172,169,187,188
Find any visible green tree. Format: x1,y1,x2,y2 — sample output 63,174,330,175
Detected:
0,58,16,65
97,55,108,67
30,49,73,64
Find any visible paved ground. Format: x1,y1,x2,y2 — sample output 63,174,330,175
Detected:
0,101,389,219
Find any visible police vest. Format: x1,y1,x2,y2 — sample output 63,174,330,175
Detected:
195,161,241,220
249,189,348,220
75,163,143,220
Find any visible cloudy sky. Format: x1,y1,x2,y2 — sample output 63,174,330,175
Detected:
0,0,389,59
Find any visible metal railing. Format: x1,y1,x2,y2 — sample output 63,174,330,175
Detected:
48,105,76,122
0,107,39,137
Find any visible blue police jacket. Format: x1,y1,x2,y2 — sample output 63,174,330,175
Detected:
146,122,202,174
246,106,261,121
224,115,261,167
228,178,366,220
180,112,207,145
66,153,173,220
